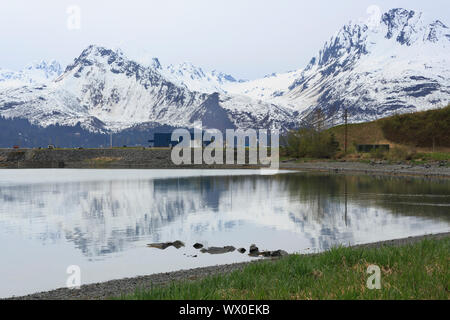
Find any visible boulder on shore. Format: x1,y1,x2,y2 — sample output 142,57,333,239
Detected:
247,244,289,258
249,244,259,256
269,250,288,257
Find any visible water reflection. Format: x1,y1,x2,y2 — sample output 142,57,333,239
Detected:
0,170,449,259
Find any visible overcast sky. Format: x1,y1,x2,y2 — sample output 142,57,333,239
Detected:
1,0,448,79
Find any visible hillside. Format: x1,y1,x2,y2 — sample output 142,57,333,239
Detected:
328,105,450,151
0,115,177,148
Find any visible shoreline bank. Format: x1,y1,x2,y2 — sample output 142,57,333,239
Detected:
279,161,450,179
1,148,449,178
6,232,449,300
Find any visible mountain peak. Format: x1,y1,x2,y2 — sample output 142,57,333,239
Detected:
0,59,63,86
64,45,133,77
295,7,449,76
161,63,241,93
211,70,238,83
382,8,450,45
25,60,63,76
77,45,126,61
151,58,162,70
382,8,419,44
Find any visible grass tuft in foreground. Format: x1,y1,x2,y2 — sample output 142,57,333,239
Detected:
117,238,449,300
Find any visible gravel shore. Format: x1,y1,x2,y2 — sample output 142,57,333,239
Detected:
7,232,449,300
280,161,450,178
2,148,448,178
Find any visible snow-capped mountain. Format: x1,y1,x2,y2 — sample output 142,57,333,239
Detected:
227,8,450,124
131,8,450,125
138,57,245,94
224,69,303,101
0,8,449,136
162,62,242,93
0,46,298,132
0,60,63,87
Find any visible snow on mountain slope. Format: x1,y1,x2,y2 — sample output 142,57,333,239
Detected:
224,69,303,102
0,61,63,88
137,57,245,94
162,62,242,93
0,84,107,131
52,46,210,131
222,8,450,124
0,46,299,132
1,8,449,133
284,8,450,123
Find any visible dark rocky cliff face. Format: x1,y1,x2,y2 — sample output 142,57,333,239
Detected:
189,93,236,131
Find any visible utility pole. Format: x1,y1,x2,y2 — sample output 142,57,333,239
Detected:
313,108,324,132
344,179,348,227
344,108,348,154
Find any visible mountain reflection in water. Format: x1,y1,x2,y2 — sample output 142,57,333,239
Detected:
1,170,448,258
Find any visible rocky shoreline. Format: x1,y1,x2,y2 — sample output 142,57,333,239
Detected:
280,160,450,178
7,232,449,300
1,148,449,179
147,241,288,257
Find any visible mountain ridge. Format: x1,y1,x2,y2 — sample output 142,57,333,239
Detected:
222,8,450,125
0,45,299,133
0,7,449,140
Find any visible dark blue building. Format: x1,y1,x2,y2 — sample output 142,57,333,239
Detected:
149,132,214,148
149,133,179,147
149,131,274,148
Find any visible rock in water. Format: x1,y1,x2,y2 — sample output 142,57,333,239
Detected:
171,240,185,249
147,242,172,250
147,240,185,250
224,246,236,252
237,248,246,254
200,246,236,254
193,243,204,249
249,244,259,256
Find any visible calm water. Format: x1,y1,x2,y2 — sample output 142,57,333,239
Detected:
0,169,449,298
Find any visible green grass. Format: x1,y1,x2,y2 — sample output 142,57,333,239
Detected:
380,105,450,148
282,106,450,161
116,238,449,300
280,156,334,163
415,152,450,161
83,156,122,168
328,120,386,147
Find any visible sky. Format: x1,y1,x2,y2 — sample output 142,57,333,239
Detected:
0,0,449,79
